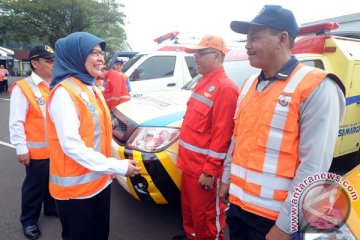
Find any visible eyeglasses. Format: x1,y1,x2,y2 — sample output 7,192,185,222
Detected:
37,59,55,64
90,50,105,58
194,50,218,58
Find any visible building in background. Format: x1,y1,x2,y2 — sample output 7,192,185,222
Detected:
0,46,14,74
12,50,31,76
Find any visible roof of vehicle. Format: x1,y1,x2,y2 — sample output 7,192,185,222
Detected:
224,48,248,61
292,22,360,55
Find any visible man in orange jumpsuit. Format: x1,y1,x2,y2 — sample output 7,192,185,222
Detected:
103,59,130,110
175,35,239,240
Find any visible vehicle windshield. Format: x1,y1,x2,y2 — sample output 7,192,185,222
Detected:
182,59,259,90
123,54,146,72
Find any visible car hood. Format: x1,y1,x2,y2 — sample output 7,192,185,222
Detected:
115,89,191,128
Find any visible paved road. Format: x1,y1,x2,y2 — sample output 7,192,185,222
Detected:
0,77,184,240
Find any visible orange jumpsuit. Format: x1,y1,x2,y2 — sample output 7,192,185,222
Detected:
103,69,130,110
176,67,239,239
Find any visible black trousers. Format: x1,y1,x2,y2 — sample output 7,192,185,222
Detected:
55,184,111,240
0,81,3,92
227,203,276,240
21,159,56,226
3,79,8,91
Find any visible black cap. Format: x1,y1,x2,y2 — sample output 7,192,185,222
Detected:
231,5,299,39
29,44,55,60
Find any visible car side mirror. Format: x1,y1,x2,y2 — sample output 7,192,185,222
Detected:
131,69,140,81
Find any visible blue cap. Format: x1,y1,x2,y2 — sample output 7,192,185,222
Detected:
230,5,299,39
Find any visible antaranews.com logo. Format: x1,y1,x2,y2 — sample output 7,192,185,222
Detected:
290,172,358,235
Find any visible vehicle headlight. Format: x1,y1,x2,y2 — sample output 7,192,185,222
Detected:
126,127,180,153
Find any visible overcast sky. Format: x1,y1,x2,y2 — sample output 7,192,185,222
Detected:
119,0,359,51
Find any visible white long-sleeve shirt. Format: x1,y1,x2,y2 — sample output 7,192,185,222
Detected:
9,72,46,155
222,77,346,234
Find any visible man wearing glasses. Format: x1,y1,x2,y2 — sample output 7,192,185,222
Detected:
175,35,239,240
9,45,57,240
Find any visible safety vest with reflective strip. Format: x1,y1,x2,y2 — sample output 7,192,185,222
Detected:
0,68,8,81
229,64,337,220
47,77,112,199
11,77,50,159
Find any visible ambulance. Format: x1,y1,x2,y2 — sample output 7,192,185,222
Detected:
111,21,360,238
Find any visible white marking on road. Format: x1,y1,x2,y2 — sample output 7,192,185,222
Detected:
0,98,10,101
0,140,16,149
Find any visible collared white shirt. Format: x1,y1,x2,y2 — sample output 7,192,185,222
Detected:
9,72,48,155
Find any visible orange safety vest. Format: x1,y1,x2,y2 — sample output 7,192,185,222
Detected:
47,77,112,199
229,64,334,220
11,77,50,159
0,68,8,81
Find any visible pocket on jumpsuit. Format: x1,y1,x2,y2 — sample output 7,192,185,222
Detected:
186,103,211,133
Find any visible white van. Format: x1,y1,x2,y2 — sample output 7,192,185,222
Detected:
123,46,197,98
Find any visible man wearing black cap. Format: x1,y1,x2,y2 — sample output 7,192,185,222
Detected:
219,5,346,240
9,44,57,239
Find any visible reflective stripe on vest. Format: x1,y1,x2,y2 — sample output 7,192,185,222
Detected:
51,171,105,187
24,77,46,117
49,79,102,187
264,66,311,175
64,79,102,152
27,141,48,148
234,74,258,118
229,182,283,212
231,164,292,198
230,65,313,213
24,77,48,148
191,92,214,107
179,140,227,159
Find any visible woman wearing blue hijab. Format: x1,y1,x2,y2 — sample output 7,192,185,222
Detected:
47,32,141,240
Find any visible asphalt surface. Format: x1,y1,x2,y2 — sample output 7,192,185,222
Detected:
0,77,184,240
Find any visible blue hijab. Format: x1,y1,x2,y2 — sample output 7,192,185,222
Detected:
50,32,106,89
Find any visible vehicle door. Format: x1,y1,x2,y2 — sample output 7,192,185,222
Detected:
128,54,178,95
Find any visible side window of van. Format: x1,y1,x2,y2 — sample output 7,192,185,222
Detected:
130,56,176,81
185,56,197,78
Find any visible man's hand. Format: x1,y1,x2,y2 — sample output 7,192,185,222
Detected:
125,160,141,177
219,182,230,203
198,173,214,190
17,153,30,166
265,225,291,240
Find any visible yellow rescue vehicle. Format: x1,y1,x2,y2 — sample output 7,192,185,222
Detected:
293,22,360,159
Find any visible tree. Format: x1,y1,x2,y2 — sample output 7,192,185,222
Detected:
0,0,131,53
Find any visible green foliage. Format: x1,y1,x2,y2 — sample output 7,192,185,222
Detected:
0,0,131,53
